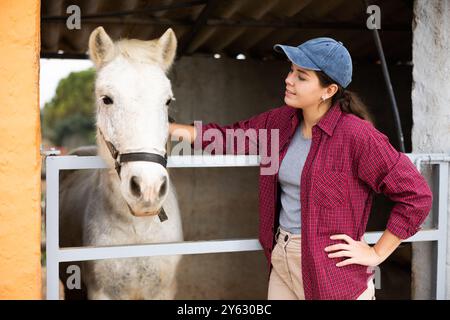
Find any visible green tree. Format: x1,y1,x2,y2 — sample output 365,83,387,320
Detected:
41,68,96,148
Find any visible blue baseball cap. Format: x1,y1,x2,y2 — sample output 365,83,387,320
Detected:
274,37,352,88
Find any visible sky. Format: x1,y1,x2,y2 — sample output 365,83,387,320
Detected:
40,58,93,109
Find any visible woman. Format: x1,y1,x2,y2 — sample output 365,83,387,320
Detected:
169,37,433,300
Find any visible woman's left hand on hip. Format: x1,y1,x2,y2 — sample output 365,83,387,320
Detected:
324,234,383,267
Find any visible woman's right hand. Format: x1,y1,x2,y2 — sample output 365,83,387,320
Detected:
169,123,197,144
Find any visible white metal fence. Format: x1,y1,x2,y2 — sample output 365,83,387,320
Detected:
45,153,449,299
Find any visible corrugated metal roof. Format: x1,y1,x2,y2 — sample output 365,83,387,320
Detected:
41,0,413,62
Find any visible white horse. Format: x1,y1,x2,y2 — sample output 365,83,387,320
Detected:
58,27,183,300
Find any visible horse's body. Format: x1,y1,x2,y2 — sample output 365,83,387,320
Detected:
58,27,183,300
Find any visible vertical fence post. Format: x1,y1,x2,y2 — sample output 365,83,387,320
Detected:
45,156,60,300
436,162,448,299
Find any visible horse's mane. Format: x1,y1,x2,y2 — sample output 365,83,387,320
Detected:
113,39,162,65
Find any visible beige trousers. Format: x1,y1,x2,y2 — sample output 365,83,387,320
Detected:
268,227,376,300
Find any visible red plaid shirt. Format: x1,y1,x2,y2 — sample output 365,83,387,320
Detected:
193,102,433,299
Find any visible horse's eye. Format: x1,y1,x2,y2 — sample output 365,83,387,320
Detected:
166,96,175,106
102,96,113,105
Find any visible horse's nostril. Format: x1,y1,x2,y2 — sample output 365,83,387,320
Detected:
130,176,141,198
159,177,167,198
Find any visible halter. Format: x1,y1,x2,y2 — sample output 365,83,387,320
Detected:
98,128,169,222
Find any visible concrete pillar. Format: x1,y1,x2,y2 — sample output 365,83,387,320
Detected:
411,0,450,299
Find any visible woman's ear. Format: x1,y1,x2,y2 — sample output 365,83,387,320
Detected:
326,84,339,99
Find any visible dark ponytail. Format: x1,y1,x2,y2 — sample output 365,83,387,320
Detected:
316,71,374,125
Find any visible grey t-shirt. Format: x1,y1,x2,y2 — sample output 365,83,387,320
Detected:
278,121,312,234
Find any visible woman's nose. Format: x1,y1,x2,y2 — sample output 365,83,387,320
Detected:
285,73,294,86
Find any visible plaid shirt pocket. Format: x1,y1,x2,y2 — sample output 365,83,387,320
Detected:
312,170,350,209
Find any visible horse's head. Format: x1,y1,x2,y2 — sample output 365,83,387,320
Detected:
89,26,176,217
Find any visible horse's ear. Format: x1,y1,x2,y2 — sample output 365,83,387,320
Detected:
157,28,177,72
89,26,115,68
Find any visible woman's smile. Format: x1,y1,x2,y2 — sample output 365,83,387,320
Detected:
285,88,296,97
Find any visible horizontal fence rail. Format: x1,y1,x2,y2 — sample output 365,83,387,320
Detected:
45,153,449,300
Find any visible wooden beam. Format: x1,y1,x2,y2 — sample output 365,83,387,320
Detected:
178,0,220,56
40,52,89,59
41,0,207,21
42,17,410,32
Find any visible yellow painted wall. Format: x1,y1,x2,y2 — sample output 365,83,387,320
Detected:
0,1,41,299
